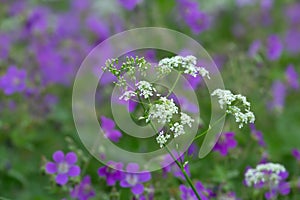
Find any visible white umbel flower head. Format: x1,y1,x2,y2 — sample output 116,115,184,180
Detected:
147,97,178,124
136,81,156,99
157,55,210,78
212,89,255,128
180,112,194,127
245,163,287,187
170,122,185,138
119,90,136,101
156,131,171,148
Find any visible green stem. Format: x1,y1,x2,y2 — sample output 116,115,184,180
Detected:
166,72,182,97
193,113,227,141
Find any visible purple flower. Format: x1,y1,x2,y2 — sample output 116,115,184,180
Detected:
269,81,286,111
285,3,300,25
101,116,122,142
180,181,212,200
120,163,151,195
45,151,81,185
248,40,261,58
70,176,95,200
0,66,27,95
161,153,190,180
118,0,141,10
285,65,299,90
86,15,110,41
177,96,199,113
98,161,123,186
177,0,210,34
285,28,300,54
213,132,237,156
249,124,266,147
266,35,282,61
292,149,300,161
0,33,11,59
265,181,291,200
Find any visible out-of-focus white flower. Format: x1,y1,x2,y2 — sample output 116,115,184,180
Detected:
119,90,136,101
245,163,287,187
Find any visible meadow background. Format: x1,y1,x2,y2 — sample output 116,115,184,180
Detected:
0,0,300,199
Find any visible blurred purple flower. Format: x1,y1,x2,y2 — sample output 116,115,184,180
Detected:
70,176,95,200
266,35,282,61
285,65,299,90
177,96,199,113
285,28,300,54
45,151,81,185
120,163,151,195
0,33,11,59
161,153,190,180
213,132,237,156
269,81,286,111
265,181,290,200
249,124,266,147
0,66,27,95
285,3,300,25
100,116,122,142
187,143,198,157
98,161,123,186
248,40,261,58
86,15,110,41
180,181,213,200
292,149,300,161
118,0,141,10
177,0,210,34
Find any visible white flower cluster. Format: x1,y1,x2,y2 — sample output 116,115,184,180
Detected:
147,97,178,124
136,81,156,99
180,112,194,127
119,90,136,101
170,122,185,138
156,131,171,148
211,89,255,128
245,163,287,187
158,55,210,78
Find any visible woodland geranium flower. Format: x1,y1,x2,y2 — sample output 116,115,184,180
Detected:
269,81,286,111
70,176,95,200
120,163,151,195
98,161,123,186
118,0,141,10
266,35,282,61
180,181,213,200
100,116,122,142
161,153,190,180
285,65,299,90
292,149,300,161
45,151,81,185
248,40,261,58
0,66,27,95
249,124,266,147
213,132,237,156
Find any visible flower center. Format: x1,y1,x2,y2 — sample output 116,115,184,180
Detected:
58,162,69,174
126,174,138,186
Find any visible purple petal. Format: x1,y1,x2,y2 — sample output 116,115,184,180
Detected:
45,162,57,174
131,183,144,195
53,151,64,163
120,179,131,187
56,174,69,185
126,163,139,173
101,116,115,130
65,152,77,164
138,172,151,182
98,167,107,177
279,182,291,195
68,166,81,177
